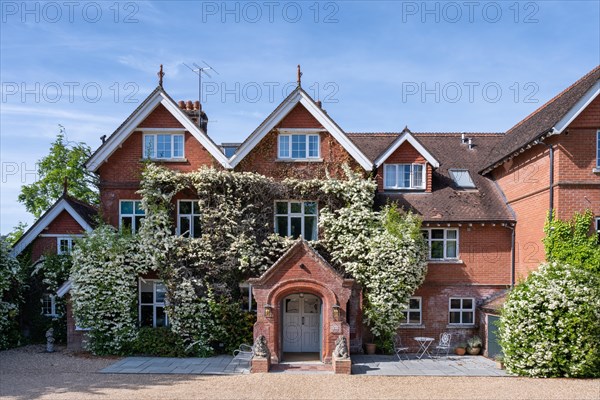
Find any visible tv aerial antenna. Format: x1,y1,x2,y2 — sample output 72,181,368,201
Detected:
183,61,220,107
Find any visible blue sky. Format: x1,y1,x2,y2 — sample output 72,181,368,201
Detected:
1,0,599,234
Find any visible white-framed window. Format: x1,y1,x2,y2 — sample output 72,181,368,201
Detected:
274,201,318,241
422,228,459,260
595,217,600,242
143,133,185,159
278,134,320,159
449,169,476,189
120,200,145,234
384,163,425,189
139,280,168,328
401,297,422,325
449,297,475,325
596,130,600,168
57,237,73,255
42,294,57,317
178,200,201,238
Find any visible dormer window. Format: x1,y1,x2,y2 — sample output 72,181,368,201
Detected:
143,133,185,160
449,169,476,189
278,134,320,160
384,164,425,190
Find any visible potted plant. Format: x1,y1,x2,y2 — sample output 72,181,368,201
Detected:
365,342,376,355
466,335,482,355
454,342,467,356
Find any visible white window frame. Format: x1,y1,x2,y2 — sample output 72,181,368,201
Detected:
401,297,422,325
274,200,318,241
42,294,57,317
119,200,145,234
142,133,185,160
56,237,73,255
449,297,475,325
595,217,600,242
277,134,320,160
177,200,202,238
422,228,459,260
138,279,168,328
596,130,600,168
383,163,426,190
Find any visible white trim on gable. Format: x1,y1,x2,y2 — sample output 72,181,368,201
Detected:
551,80,600,135
85,88,231,172
229,88,373,170
10,199,94,257
374,130,440,168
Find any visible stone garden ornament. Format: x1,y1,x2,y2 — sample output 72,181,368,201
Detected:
333,335,349,359
46,328,55,353
254,335,270,358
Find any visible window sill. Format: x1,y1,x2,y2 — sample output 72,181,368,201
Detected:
275,158,323,163
428,259,464,264
384,188,427,192
399,324,425,329
446,324,476,329
140,158,188,163
593,168,600,174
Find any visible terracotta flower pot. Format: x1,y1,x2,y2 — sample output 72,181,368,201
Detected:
467,346,481,355
455,347,466,356
365,343,376,355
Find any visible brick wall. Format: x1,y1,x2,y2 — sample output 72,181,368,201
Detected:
235,104,363,180
30,210,86,261
375,141,432,192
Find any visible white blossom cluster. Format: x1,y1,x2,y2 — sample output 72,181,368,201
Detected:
499,262,600,377
0,240,22,349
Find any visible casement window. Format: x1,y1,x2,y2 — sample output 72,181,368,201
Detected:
384,164,425,189
120,200,145,234
42,294,57,317
595,217,600,242
274,201,318,241
57,237,73,255
278,134,320,159
422,228,459,260
449,169,476,189
449,297,475,325
143,133,185,160
139,280,168,328
596,130,600,168
178,200,201,238
401,297,422,325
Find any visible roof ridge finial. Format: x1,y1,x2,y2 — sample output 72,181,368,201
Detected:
158,64,165,87
297,64,302,87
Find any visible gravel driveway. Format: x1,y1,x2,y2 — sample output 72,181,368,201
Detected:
1,345,598,400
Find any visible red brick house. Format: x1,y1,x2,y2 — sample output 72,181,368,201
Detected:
13,65,599,364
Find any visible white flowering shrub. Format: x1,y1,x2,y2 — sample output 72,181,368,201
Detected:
499,262,600,377
72,164,428,355
0,240,23,349
71,225,146,354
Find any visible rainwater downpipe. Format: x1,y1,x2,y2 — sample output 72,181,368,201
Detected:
543,142,555,220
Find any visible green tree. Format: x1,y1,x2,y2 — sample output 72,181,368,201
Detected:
18,127,99,218
4,222,28,247
543,210,600,274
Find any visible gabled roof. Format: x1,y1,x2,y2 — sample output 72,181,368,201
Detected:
372,128,440,168
349,132,515,222
481,65,600,174
10,196,97,257
229,87,373,171
85,86,231,171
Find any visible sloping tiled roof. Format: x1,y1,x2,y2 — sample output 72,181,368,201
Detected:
481,65,600,173
63,196,98,228
348,132,515,222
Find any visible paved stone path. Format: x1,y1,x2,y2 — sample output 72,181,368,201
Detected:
101,355,250,375
352,354,507,376
101,354,505,376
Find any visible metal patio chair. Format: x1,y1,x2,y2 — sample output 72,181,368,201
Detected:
394,335,410,360
433,332,453,359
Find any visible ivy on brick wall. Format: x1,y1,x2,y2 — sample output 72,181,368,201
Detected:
71,164,428,355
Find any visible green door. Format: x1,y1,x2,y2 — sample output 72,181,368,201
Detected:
487,315,502,358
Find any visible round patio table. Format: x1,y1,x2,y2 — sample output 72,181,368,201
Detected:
414,337,435,359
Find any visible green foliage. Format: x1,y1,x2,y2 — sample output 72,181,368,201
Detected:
18,130,99,218
5,222,28,247
0,239,23,349
499,262,600,377
467,335,482,348
543,210,600,274
131,327,187,357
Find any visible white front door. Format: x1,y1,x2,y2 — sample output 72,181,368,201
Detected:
282,294,321,353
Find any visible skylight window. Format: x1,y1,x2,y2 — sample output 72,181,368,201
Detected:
449,169,476,189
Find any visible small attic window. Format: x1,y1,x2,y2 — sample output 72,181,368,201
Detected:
449,169,476,189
